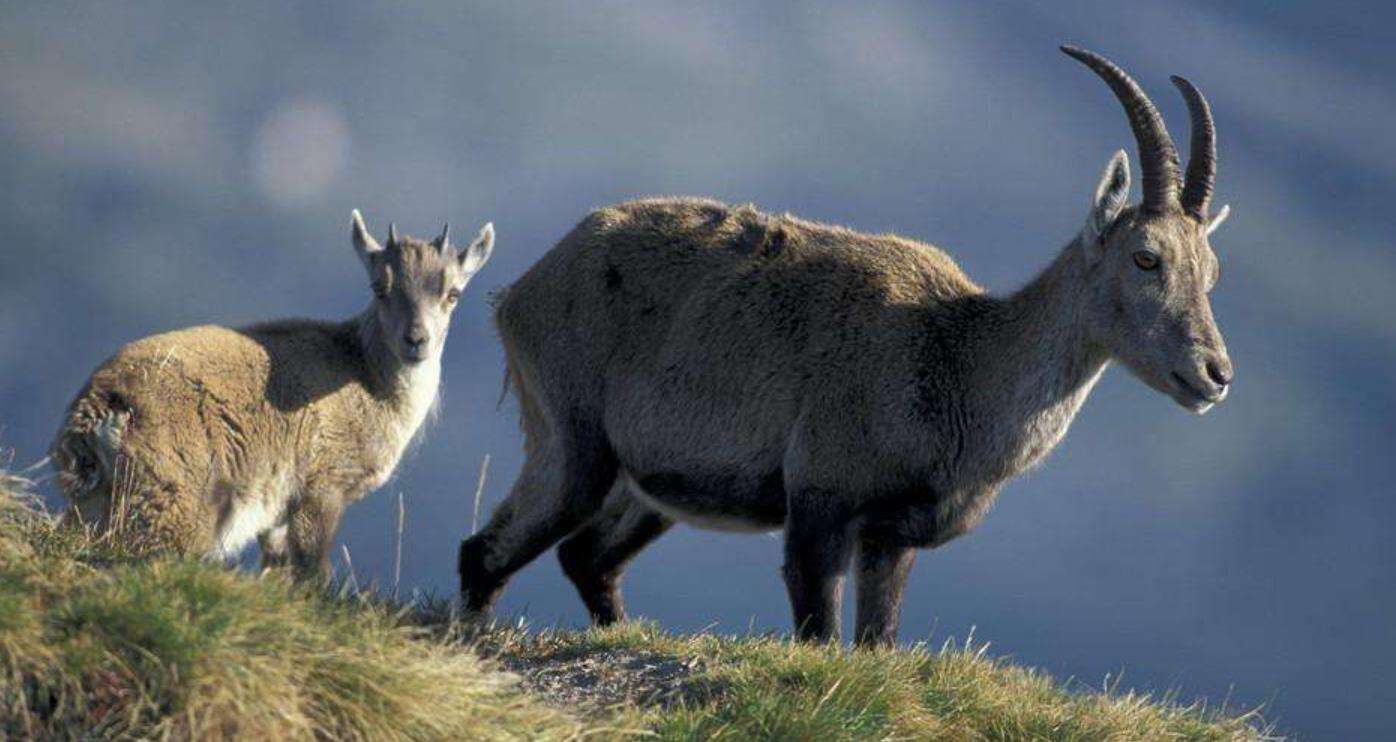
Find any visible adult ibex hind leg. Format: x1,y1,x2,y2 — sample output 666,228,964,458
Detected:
459,361,619,614
557,481,672,625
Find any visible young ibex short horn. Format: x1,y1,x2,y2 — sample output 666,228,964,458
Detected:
52,211,494,578
460,45,1234,645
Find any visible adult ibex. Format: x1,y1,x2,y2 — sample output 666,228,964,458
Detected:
53,212,494,578
462,45,1233,644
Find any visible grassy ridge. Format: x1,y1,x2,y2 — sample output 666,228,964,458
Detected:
490,623,1271,741
0,467,591,740
0,466,1272,740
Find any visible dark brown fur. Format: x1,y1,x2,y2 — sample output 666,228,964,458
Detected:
463,49,1233,644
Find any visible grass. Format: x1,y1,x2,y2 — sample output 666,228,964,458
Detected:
0,463,1275,740
484,622,1274,741
0,466,592,741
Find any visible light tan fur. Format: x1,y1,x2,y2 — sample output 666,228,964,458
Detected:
53,212,494,577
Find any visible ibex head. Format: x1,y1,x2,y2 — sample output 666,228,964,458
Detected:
1064,45,1233,414
351,210,494,364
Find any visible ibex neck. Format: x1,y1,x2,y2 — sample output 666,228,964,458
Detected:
348,307,441,485
969,238,1110,477
351,308,442,405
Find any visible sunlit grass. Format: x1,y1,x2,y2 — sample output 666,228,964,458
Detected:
1,463,1274,740
482,617,1274,741
0,467,590,740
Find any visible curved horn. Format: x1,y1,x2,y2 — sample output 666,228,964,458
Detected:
1169,75,1216,220
387,222,399,248
1061,45,1182,213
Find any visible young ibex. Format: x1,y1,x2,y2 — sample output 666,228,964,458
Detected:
52,212,494,578
462,45,1234,644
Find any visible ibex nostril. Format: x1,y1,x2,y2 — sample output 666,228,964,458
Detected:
1206,360,1232,387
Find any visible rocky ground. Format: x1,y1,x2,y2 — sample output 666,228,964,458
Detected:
495,647,721,712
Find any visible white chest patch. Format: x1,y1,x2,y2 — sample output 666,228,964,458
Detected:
399,361,442,438
379,360,441,478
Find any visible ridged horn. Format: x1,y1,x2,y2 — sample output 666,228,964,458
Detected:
1170,75,1216,220
1061,45,1182,213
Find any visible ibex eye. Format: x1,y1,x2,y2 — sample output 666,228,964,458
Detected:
446,289,461,304
1132,251,1160,271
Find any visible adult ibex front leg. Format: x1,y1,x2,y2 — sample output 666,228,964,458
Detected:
853,538,917,647
782,497,855,642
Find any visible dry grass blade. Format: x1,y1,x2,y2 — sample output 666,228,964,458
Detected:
471,453,491,536
393,491,405,599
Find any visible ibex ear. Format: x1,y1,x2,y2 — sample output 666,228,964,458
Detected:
351,209,384,270
1206,204,1231,236
458,222,494,277
1082,150,1131,251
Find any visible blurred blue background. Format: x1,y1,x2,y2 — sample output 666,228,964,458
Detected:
3,2,1393,737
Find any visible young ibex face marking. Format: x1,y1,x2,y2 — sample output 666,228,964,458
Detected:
1065,46,1234,414
351,211,494,365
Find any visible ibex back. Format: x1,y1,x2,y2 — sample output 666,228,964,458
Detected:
53,212,494,578
462,45,1234,644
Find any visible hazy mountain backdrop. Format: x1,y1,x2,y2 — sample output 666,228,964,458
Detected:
3,2,1393,737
